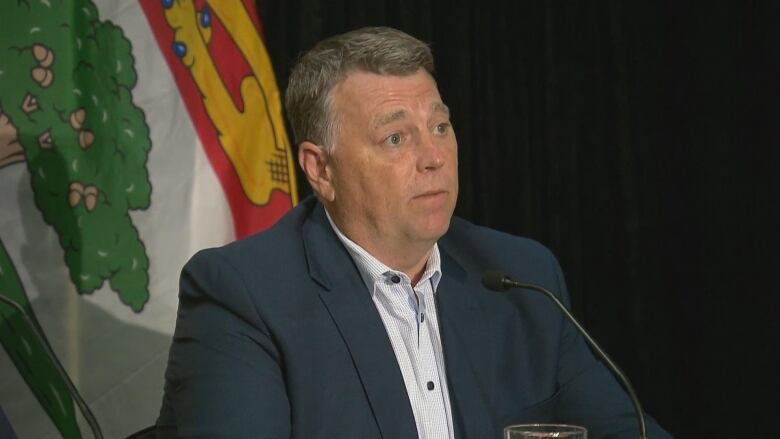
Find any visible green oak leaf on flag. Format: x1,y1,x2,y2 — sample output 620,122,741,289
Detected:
0,242,82,438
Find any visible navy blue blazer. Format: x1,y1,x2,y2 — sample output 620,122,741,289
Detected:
157,197,670,438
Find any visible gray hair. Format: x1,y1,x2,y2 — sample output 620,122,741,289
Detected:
285,27,434,152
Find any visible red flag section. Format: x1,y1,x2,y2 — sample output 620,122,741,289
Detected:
141,0,297,239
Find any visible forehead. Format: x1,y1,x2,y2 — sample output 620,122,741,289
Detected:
330,69,444,116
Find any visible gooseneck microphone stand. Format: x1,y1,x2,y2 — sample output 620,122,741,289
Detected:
482,271,648,439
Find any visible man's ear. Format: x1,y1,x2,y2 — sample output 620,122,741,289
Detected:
298,141,335,202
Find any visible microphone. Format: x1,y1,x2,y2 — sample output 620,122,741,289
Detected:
0,295,103,439
482,271,648,439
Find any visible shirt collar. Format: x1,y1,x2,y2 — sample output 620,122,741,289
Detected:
325,209,442,294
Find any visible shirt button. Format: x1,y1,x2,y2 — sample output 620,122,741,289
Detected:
420,313,425,322
427,381,435,391
390,275,401,284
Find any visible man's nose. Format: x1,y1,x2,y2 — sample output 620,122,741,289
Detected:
418,133,446,171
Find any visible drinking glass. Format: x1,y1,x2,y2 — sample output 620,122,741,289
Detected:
504,423,587,439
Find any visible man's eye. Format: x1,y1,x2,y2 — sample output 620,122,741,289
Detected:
386,133,402,145
435,123,450,135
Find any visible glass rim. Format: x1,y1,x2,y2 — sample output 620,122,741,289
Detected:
504,423,587,432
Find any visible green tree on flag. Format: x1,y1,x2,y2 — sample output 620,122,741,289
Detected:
0,0,152,436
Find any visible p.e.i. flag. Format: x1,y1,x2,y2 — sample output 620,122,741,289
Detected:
0,0,296,437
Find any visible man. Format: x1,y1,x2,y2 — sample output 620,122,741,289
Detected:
157,27,670,438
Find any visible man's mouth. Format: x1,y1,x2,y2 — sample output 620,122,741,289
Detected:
413,190,449,201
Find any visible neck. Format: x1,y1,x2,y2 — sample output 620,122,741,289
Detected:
354,235,434,285
381,246,432,286
327,210,434,285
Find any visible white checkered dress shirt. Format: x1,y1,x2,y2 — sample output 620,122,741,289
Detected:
326,213,455,439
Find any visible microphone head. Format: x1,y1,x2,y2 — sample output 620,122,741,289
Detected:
482,270,512,291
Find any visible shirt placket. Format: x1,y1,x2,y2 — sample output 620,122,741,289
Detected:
415,284,448,439
382,276,428,438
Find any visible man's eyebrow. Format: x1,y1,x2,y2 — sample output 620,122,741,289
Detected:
373,103,450,128
431,102,450,116
374,110,407,128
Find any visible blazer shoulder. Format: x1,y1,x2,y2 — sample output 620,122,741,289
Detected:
442,217,562,288
445,217,555,259
187,198,316,277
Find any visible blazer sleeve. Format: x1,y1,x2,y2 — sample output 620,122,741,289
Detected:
547,252,673,438
157,249,290,438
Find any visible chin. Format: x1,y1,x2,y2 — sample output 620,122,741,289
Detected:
418,215,453,241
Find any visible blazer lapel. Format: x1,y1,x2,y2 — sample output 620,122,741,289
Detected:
302,204,418,439
437,249,496,439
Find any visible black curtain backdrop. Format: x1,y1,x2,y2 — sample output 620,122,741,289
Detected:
256,1,778,437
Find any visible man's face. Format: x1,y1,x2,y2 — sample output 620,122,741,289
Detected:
323,69,458,253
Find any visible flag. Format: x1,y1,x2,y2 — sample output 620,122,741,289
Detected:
0,0,297,436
